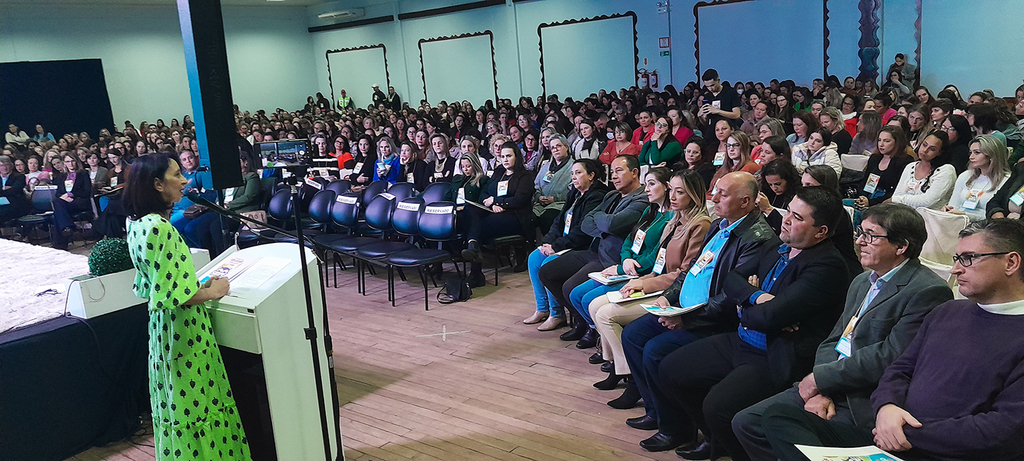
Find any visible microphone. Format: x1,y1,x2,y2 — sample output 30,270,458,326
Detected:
185,190,218,208
195,166,210,172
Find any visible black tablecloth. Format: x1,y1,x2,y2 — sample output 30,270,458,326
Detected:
0,305,150,461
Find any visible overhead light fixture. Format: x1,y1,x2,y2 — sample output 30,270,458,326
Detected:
318,8,365,20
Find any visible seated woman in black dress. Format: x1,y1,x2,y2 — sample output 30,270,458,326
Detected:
460,141,535,287
50,153,93,250
397,141,431,191
348,134,377,192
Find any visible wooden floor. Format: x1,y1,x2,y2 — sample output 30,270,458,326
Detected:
69,259,692,461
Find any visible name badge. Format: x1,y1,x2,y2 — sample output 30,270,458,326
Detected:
713,151,726,166
863,173,881,194
353,162,363,172
434,171,444,179
712,100,721,110
562,208,573,235
457,187,466,205
962,189,982,210
543,172,554,183
0,197,8,206
497,180,509,197
64,179,74,191
407,172,415,183
835,315,859,358
690,249,716,276
631,228,647,253
652,248,667,274
109,177,118,187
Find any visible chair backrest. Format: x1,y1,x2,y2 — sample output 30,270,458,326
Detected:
308,190,337,225
297,177,327,212
917,207,970,266
388,182,416,202
268,188,294,221
840,154,869,172
330,192,361,228
325,179,350,195
393,197,423,236
420,182,449,205
419,201,457,241
31,185,58,212
361,180,390,204
364,192,397,231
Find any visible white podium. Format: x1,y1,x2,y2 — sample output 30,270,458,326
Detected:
199,243,343,461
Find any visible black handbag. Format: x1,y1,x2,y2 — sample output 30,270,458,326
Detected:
437,277,472,304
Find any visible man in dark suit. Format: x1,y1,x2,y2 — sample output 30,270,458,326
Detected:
0,156,30,223
647,187,852,460
731,203,954,460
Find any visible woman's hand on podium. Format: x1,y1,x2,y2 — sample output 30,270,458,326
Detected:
207,277,230,299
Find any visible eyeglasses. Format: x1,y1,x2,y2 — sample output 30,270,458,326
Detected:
654,122,669,128
725,143,741,148
941,125,955,132
854,226,889,244
952,252,1010,267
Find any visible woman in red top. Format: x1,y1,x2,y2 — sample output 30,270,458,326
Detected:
668,107,694,146
631,110,654,147
600,122,640,165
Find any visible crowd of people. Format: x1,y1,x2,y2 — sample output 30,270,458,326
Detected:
3,57,1024,460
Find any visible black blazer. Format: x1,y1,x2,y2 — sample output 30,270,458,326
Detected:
542,183,609,252
398,159,431,192
987,161,1024,218
428,156,457,184
0,172,29,211
348,152,377,183
482,166,535,232
723,238,851,389
55,170,92,209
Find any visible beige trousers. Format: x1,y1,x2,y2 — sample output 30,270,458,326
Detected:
588,293,648,375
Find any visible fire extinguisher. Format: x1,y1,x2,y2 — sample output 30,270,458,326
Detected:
637,68,649,88
650,70,659,89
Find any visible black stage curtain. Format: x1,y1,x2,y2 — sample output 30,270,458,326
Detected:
0,59,116,141
0,305,149,461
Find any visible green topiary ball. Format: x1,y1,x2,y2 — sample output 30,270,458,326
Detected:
89,238,135,276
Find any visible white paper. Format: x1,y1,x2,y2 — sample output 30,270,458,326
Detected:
640,302,705,317
795,444,903,461
228,256,291,298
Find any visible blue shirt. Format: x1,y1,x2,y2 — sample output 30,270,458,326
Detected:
174,168,217,212
739,244,793,350
678,216,745,309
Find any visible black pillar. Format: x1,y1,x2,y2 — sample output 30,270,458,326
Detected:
177,0,242,190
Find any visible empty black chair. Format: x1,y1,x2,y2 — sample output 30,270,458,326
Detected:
360,180,389,205
319,192,378,288
325,179,350,195
297,177,328,213
354,193,416,296
420,182,449,205
17,185,57,239
387,201,462,310
387,182,416,202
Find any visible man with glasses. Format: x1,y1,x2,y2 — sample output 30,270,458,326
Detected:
732,203,953,460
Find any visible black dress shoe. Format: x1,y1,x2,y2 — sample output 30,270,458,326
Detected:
593,372,627,390
639,431,687,452
600,361,614,373
575,328,598,349
559,322,588,341
674,441,710,460
625,414,658,430
607,379,641,409
589,352,606,364
460,240,482,262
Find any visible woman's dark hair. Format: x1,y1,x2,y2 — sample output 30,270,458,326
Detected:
887,115,912,136
763,135,792,162
879,126,910,160
812,127,833,147
804,164,841,195
946,114,972,146
761,159,801,199
684,136,708,168
125,153,181,220
573,158,606,184
355,134,376,158
239,150,255,174
499,141,525,173
936,89,965,109
62,153,83,172
793,110,820,135
968,103,1000,133
917,131,951,193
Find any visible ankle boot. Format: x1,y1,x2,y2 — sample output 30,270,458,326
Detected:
607,377,641,409
576,328,599,349
559,321,588,341
594,371,628,390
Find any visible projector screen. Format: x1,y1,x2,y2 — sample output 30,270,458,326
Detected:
539,14,636,99
326,45,389,111
697,0,824,85
419,32,496,107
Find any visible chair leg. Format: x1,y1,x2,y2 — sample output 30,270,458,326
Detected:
389,265,395,306
397,267,407,282
451,258,463,279
419,266,429,311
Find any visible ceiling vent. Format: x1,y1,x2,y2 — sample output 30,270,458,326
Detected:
318,9,365,20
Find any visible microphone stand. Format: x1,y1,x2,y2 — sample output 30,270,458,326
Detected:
190,187,344,461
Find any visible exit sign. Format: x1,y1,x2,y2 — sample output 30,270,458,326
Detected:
660,50,671,57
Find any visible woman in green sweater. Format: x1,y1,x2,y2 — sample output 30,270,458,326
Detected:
445,153,488,205
565,167,673,343
638,114,682,167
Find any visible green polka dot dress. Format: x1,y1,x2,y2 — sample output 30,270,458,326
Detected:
127,214,251,460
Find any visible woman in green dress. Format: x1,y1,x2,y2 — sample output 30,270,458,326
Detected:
123,153,250,460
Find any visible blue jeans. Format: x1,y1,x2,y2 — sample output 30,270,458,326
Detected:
528,248,562,317
621,313,705,421
569,279,621,328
